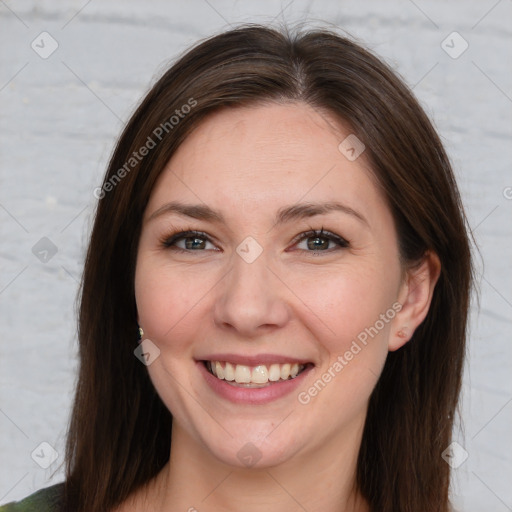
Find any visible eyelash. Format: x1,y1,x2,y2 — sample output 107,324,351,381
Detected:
160,227,349,255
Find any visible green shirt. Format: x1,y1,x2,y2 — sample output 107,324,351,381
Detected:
0,483,64,511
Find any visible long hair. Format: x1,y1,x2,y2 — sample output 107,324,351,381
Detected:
62,25,474,512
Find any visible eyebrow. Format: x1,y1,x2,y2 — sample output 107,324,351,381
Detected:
147,201,369,227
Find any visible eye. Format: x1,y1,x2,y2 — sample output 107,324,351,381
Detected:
160,227,349,255
292,228,349,254
161,230,217,252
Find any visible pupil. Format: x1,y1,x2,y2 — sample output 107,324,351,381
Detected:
185,237,205,250
308,237,327,250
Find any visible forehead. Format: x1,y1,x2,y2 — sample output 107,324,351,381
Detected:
146,102,388,230
173,102,351,177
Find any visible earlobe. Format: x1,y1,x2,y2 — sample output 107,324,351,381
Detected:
389,251,441,351
396,327,409,340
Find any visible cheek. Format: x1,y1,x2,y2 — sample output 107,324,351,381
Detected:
291,261,399,408
293,268,396,417
134,256,210,351
134,256,209,418
296,262,397,340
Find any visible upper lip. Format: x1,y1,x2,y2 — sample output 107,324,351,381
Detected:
197,353,313,366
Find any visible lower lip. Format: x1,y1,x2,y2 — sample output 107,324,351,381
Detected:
197,361,313,405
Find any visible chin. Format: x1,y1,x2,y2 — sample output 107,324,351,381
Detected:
200,429,300,470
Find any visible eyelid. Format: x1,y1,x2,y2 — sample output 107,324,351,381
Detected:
160,227,349,253
161,230,216,249
289,228,349,251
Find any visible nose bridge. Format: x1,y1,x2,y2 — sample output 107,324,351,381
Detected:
213,236,290,333
226,233,271,287
228,237,273,298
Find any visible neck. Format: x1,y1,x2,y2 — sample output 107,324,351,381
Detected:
143,420,369,512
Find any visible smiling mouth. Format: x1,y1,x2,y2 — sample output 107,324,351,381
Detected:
203,360,312,388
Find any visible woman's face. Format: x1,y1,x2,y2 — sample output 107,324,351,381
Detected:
135,102,408,469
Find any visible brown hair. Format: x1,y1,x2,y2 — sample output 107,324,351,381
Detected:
62,24,473,512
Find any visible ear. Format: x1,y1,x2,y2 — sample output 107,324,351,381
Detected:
388,251,441,351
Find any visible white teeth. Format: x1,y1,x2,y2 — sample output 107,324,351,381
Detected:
215,361,225,380
224,362,235,381
268,364,281,382
251,365,269,384
234,365,251,383
207,361,306,384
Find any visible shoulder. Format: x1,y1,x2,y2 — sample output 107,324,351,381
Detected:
0,483,65,512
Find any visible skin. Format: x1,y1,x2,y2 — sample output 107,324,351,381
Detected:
116,102,440,512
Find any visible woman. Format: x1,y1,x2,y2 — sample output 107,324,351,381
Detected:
1,24,473,512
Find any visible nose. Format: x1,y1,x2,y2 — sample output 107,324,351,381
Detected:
213,249,291,337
